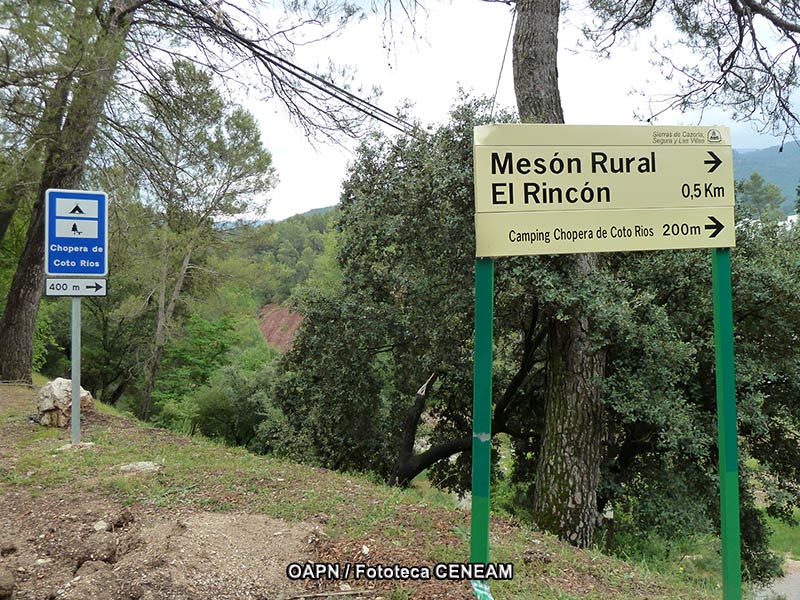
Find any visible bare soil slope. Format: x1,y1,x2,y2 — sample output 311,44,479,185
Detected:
0,384,715,600
0,386,312,600
258,305,302,352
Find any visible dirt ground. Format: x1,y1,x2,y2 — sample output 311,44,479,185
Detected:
258,305,302,352
0,384,474,600
0,383,319,600
0,489,316,600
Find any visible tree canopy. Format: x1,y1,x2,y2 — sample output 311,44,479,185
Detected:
583,0,800,137
0,0,382,383
276,95,800,581
736,171,787,221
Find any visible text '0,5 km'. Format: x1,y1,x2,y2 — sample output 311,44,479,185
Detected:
473,124,736,257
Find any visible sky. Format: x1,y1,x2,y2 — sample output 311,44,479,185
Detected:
253,1,787,222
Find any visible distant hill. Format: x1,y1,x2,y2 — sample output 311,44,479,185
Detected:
217,205,337,229
733,144,799,214
297,205,336,218
267,205,337,225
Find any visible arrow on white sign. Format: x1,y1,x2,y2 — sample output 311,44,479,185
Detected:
704,151,722,173
705,215,725,238
45,278,107,297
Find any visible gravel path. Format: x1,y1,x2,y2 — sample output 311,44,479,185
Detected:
756,560,800,600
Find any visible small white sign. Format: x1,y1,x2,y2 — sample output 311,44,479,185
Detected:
55,220,99,239
55,198,99,218
45,278,107,297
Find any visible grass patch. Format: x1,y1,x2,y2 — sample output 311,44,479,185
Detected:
31,373,50,387
766,509,800,560
610,529,725,596
406,473,460,509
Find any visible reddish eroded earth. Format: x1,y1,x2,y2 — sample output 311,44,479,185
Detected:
258,304,302,352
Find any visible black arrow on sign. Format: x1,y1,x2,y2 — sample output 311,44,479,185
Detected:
87,282,103,292
69,205,85,214
705,215,724,238
704,151,722,173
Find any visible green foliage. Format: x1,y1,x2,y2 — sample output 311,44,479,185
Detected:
32,301,59,373
192,343,281,447
294,228,343,297
151,315,239,430
211,209,339,306
246,398,299,457
274,95,800,582
612,465,713,554
0,1,75,160
276,97,509,480
735,172,786,221
275,287,397,472
102,58,279,421
130,59,275,224
739,478,783,584
594,219,800,580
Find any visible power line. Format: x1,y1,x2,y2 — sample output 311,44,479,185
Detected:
153,0,418,136
491,5,516,119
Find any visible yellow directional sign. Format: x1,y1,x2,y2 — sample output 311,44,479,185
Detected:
473,124,736,256
476,207,734,257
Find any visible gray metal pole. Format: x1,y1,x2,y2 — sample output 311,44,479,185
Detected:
71,297,81,444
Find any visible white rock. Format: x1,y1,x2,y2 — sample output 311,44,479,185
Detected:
118,461,160,473
93,520,109,532
37,378,94,428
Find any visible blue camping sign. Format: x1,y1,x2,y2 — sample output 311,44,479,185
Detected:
45,189,108,277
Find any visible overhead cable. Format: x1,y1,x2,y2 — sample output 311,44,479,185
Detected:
491,5,516,119
153,0,417,136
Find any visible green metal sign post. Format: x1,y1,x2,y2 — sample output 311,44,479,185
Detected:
470,125,742,599
712,248,742,599
468,249,743,599
470,257,494,567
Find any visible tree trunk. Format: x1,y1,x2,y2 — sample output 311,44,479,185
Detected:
0,3,134,383
139,239,194,420
512,0,564,124
390,373,437,486
390,306,545,487
513,0,607,547
139,238,171,421
532,259,606,547
392,435,473,488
